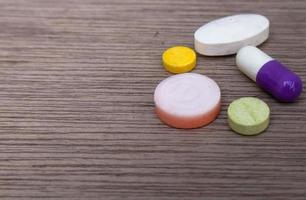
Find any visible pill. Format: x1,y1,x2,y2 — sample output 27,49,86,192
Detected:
194,14,269,56
228,97,270,136
154,73,221,129
162,46,196,73
236,46,303,102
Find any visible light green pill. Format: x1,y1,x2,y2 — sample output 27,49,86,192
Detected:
227,97,270,136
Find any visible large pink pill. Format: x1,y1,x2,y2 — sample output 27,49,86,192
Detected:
154,73,221,129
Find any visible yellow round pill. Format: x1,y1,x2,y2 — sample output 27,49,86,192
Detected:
162,46,197,74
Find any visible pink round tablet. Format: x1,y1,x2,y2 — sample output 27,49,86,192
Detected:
154,73,221,129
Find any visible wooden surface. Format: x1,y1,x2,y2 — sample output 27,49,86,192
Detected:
0,0,305,199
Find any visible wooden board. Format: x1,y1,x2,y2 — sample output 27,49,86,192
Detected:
0,0,305,199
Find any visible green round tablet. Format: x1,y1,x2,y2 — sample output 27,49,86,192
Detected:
227,97,270,136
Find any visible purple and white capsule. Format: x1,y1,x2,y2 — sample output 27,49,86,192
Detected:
236,46,302,102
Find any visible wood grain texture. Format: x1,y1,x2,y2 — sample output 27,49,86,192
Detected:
0,0,305,199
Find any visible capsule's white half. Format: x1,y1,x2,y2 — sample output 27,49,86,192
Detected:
236,46,273,81
195,14,270,56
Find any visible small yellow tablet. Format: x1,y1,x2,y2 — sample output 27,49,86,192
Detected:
162,46,196,74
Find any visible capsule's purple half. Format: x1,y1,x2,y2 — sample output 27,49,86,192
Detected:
256,60,303,102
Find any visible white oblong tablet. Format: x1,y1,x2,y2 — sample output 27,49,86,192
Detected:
194,14,269,56
154,73,221,129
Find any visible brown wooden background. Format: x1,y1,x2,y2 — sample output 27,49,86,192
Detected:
0,0,305,199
